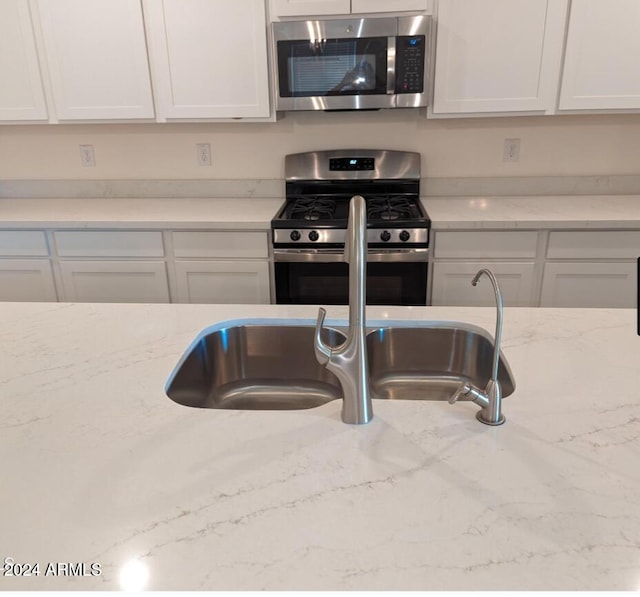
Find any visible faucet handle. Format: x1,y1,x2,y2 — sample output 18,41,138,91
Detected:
314,307,332,365
448,382,472,405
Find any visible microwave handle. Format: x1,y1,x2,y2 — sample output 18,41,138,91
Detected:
387,37,396,95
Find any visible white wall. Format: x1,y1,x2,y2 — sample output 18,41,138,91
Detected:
1,111,640,180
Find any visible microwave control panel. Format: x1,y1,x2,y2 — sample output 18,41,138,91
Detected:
395,36,425,94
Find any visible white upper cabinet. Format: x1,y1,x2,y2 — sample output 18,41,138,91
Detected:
270,0,349,16
0,0,48,121
270,0,429,18
559,0,640,111
34,0,154,120
351,0,429,14
144,0,270,120
432,0,568,114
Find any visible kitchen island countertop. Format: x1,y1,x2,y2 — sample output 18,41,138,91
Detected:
1,302,639,590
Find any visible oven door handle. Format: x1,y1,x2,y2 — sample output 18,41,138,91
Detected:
273,248,429,263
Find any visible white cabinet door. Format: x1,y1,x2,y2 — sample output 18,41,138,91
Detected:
432,0,568,114
431,261,536,306
270,0,349,17
144,0,270,119
0,0,48,121
351,0,429,13
540,262,636,308
34,0,154,120
0,260,57,301
174,261,270,304
59,261,169,303
559,0,640,110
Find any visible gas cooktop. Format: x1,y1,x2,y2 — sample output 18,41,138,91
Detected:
271,149,430,248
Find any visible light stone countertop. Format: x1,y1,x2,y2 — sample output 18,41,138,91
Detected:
1,302,639,591
1,194,640,230
0,197,284,230
424,194,640,229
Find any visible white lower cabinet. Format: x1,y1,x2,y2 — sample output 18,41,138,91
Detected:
0,259,57,301
0,230,56,301
431,261,536,307
540,230,639,307
174,261,270,304
58,261,170,303
540,261,636,308
171,230,271,304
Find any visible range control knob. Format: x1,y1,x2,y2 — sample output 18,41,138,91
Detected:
380,231,391,242
290,230,301,241
308,230,319,242
399,230,411,242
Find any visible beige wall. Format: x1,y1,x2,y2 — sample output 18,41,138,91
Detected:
1,111,640,180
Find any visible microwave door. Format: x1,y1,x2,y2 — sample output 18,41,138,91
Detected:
276,36,389,110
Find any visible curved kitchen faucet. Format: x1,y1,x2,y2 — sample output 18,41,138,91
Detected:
314,195,373,425
448,268,506,426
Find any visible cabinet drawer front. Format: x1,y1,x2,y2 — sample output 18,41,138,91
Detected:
172,231,268,259
547,231,640,259
434,231,538,259
54,231,164,257
0,231,49,256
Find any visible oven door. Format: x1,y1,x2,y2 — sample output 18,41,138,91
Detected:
273,18,395,111
274,249,428,306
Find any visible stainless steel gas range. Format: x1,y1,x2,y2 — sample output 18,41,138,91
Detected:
271,149,430,305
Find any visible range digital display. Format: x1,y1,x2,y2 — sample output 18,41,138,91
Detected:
329,157,375,171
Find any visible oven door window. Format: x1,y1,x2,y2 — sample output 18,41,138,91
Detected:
277,37,388,98
275,261,427,306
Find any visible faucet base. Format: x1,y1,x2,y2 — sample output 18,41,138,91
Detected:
342,411,374,425
476,411,506,426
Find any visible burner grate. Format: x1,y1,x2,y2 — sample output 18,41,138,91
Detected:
289,197,337,221
366,196,417,221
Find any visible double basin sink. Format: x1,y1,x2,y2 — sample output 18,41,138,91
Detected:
166,321,515,410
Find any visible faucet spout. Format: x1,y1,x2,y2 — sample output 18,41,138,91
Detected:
472,269,503,385
449,268,506,426
314,195,373,425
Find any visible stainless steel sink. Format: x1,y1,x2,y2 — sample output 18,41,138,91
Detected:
166,322,515,410
166,324,346,410
367,324,515,401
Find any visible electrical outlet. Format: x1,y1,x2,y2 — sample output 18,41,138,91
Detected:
79,144,96,167
196,143,212,167
503,138,520,162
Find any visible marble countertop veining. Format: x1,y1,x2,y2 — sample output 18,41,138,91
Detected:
424,194,640,229
1,302,639,591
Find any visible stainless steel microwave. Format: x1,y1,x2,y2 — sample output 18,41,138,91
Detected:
271,15,431,111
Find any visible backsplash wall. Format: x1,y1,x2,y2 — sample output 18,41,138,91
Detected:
1,111,640,181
